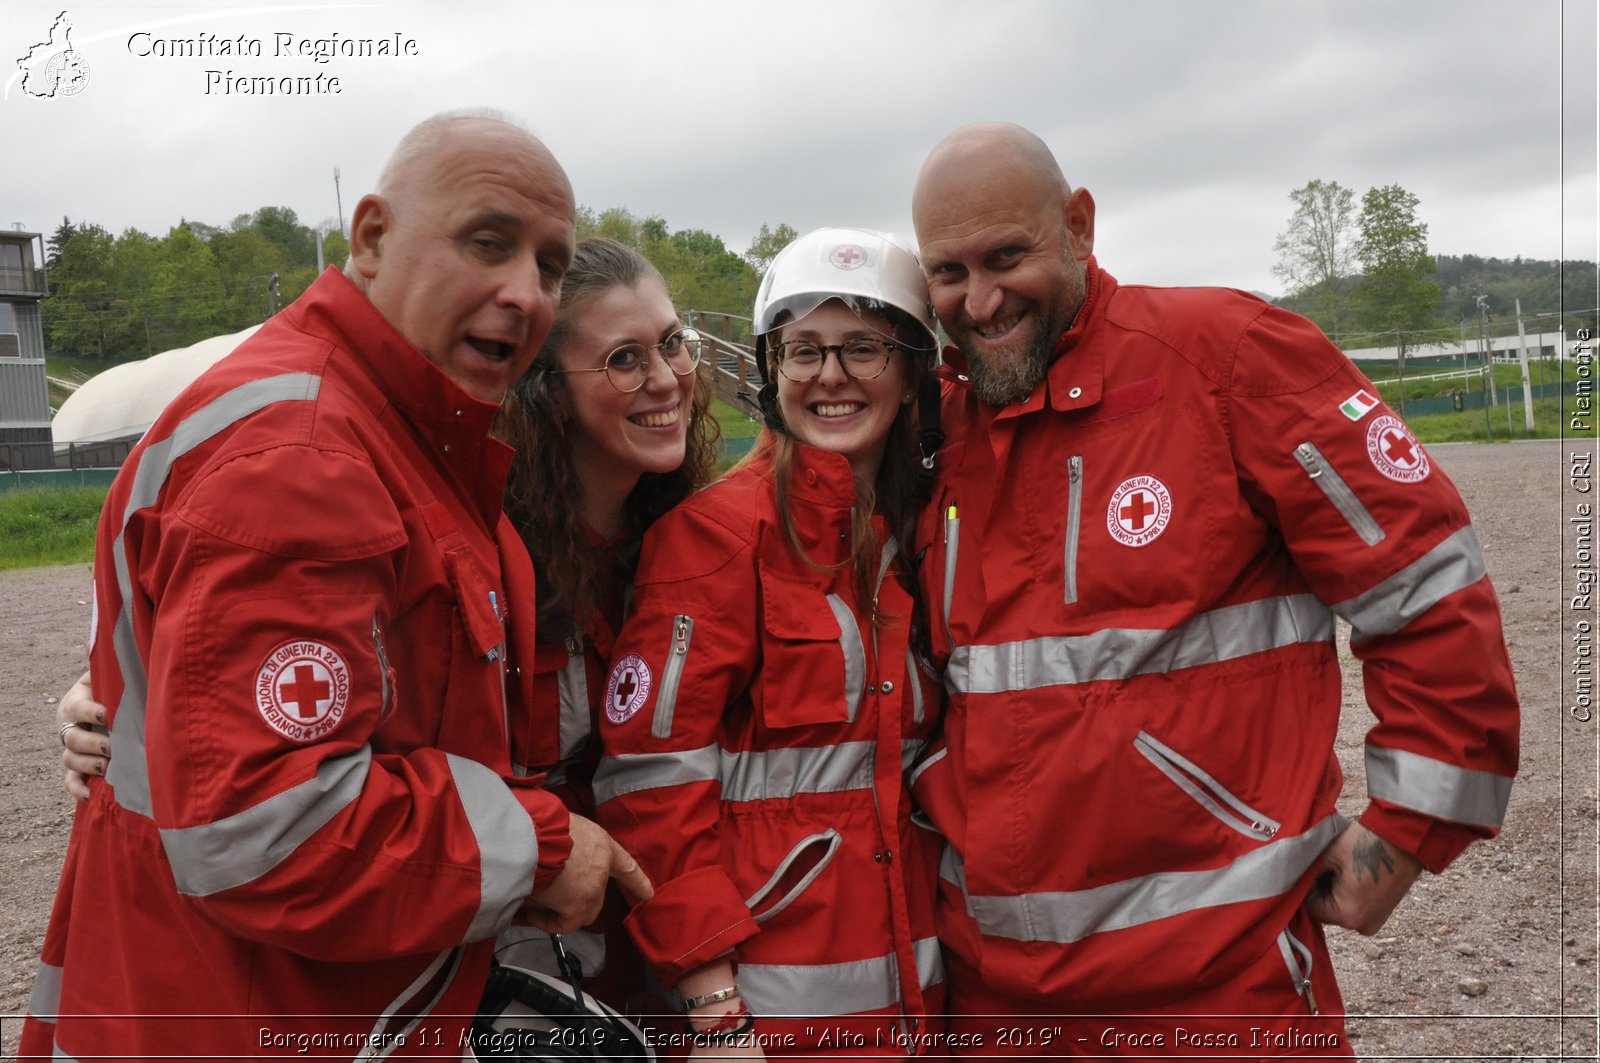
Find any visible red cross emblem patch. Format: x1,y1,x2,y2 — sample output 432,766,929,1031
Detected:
828,244,868,270
1107,475,1173,548
605,653,652,725
1365,414,1430,483
254,639,351,743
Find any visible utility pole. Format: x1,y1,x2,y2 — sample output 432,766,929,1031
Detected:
1476,294,1497,407
334,168,346,239
1475,295,1494,440
1514,298,1535,433
1393,330,1407,417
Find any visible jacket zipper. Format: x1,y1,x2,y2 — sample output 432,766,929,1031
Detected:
1294,441,1386,546
942,504,960,649
487,591,509,743
1277,927,1321,1014
1133,730,1280,841
652,614,694,739
1064,455,1083,604
371,615,391,719
557,633,590,760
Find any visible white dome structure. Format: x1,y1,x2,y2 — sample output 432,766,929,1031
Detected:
52,324,261,446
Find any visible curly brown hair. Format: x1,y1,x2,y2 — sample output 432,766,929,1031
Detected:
499,237,722,643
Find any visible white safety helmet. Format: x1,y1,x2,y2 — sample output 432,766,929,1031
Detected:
752,227,938,354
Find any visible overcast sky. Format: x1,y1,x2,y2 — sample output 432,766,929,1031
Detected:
3,0,1595,301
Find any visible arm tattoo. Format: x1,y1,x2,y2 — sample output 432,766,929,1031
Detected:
1352,833,1398,883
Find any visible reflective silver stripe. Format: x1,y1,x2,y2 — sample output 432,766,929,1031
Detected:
909,745,946,790
1064,455,1083,604
594,741,888,806
913,934,946,990
364,946,462,1060
105,372,323,818
942,511,960,644
28,960,61,1021
448,754,541,941
653,616,694,739
161,746,370,897
940,842,965,890
592,745,720,805
1335,525,1485,642
826,594,865,722
1366,744,1511,828
959,814,1345,943
1294,441,1386,546
723,741,873,803
899,737,927,777
556,637,590,759
738,935,945,1018
947,594,1334,695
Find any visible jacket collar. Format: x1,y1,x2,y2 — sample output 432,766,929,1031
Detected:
287,268,512,522
954,257,1112,423
1044,258,1112,414
782,437,860,510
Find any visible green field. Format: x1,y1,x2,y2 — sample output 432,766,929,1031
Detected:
0,487,102,571
6,379,1579,570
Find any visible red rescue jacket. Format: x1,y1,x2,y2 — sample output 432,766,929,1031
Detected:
22,269,570,1060
914,261,1519,1012
596,443,947,1053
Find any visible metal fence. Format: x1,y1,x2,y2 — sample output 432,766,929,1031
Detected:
1,439,133,474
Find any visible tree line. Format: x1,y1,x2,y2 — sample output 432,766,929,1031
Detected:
43,209,347,361
41,207,799,362
1271,178,1598,352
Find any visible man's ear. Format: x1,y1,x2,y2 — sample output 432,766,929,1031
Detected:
1064,187,1096,263
347,194,389,280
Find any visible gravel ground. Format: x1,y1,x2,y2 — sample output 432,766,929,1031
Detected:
0,439,1593,1060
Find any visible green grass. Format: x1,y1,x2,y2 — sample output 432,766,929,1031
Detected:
1404,396,1583,444
0,487,104,571
1364,360,1576,407
45,353,135,413
711,398,761,439
1361,358,1587,442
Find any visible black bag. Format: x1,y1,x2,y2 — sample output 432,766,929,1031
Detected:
470,938,655,1062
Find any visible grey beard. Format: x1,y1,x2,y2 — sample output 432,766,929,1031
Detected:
964,338,1052,406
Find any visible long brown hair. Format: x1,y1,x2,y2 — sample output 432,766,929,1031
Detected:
500,237,721,643
751,300,929,619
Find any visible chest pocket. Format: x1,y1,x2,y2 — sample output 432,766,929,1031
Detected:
444,548,507,661
757,565,865,729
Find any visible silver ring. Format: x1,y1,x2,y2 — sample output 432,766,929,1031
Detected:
59,722,77,747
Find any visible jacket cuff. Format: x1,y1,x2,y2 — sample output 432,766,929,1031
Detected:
624,865,759,988
1359,800,1488,874
510,778,573,892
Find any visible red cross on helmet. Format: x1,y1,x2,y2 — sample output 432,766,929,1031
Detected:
747,227,946,490
752,227,939,355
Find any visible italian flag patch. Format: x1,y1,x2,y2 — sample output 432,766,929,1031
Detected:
1340,389,1378,421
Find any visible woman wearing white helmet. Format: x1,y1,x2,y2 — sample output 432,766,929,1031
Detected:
596,228,947,1057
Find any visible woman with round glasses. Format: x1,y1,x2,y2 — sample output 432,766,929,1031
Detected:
595,228,947,1056
462,235,720,1009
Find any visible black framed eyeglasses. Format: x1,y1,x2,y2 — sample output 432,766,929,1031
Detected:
548,326,704,393
772,337,901,382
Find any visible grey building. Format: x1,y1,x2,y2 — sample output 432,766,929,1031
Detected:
0,226,52,469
